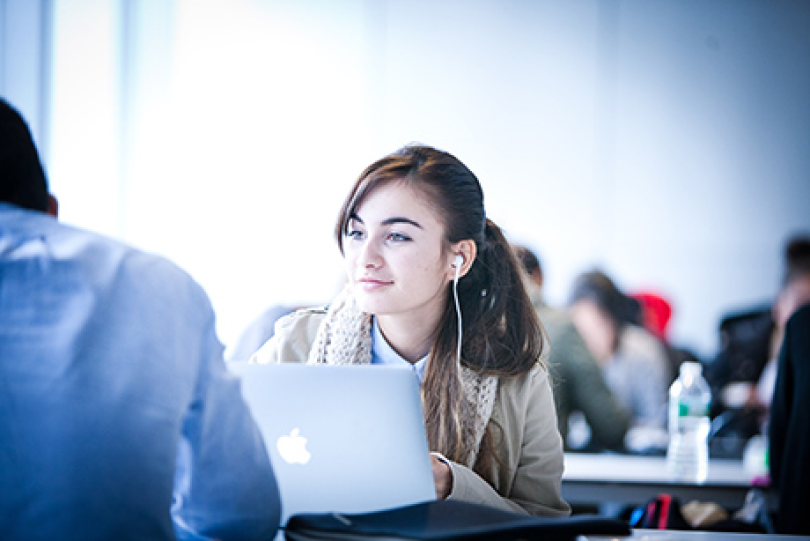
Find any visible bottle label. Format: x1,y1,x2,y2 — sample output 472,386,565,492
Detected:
678,401,709,417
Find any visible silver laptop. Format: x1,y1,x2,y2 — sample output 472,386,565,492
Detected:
229,362,436,526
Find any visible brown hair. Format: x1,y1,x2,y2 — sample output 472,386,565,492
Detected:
567,269,640,354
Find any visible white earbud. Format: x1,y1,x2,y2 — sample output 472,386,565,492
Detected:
452,254,464,268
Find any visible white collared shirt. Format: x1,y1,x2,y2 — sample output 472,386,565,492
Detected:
370,317,427,382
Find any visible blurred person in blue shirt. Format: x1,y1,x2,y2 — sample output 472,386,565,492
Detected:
0,98,281,540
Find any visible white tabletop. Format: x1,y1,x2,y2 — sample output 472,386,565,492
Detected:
562,453,771,512
563,453,758,486
582,528,810,540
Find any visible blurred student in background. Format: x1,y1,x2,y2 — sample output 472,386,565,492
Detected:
0,99,280,540
227,304,297,362
629,291,673,346
252,145,571,517
512,245,629,452
705,235,810,446
227,284,343,362
567,270,670,451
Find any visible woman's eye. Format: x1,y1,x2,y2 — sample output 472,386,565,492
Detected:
388,232,411,242
346,229,365,240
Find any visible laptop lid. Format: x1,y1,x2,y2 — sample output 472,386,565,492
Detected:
230,363,436,524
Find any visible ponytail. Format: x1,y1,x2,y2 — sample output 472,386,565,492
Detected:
458,219,547,375
421,219,546,469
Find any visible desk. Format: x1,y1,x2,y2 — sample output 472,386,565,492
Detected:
563,453,770,512
583,528,810,540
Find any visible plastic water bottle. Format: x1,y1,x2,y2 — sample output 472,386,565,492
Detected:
666,361,711,482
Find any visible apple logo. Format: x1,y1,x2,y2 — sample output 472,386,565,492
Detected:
276,428,311,465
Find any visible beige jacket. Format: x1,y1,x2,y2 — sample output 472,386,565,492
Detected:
251,308,571,517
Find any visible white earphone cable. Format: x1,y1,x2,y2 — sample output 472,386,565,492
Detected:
453,263,462,365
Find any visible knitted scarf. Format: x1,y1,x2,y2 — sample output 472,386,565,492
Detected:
307,286,499,468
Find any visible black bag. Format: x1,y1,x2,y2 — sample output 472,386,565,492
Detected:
628,493,692,530
628,493,768,534
284,499,631,540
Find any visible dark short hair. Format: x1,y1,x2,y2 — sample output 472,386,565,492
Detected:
784,234,810,286
512,244,542,277
0,99,49,212
568,269,641,327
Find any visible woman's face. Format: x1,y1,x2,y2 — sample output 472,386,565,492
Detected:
343,180,456,325
569,299,616,364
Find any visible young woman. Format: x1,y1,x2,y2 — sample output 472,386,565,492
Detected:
251,145,570,517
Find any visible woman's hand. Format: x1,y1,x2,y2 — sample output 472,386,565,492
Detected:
430,454,452,499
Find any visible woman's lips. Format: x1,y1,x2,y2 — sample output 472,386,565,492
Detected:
358,277,392,290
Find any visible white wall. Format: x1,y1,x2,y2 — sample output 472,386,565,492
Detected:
4,0,810,359
0,0,51,153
